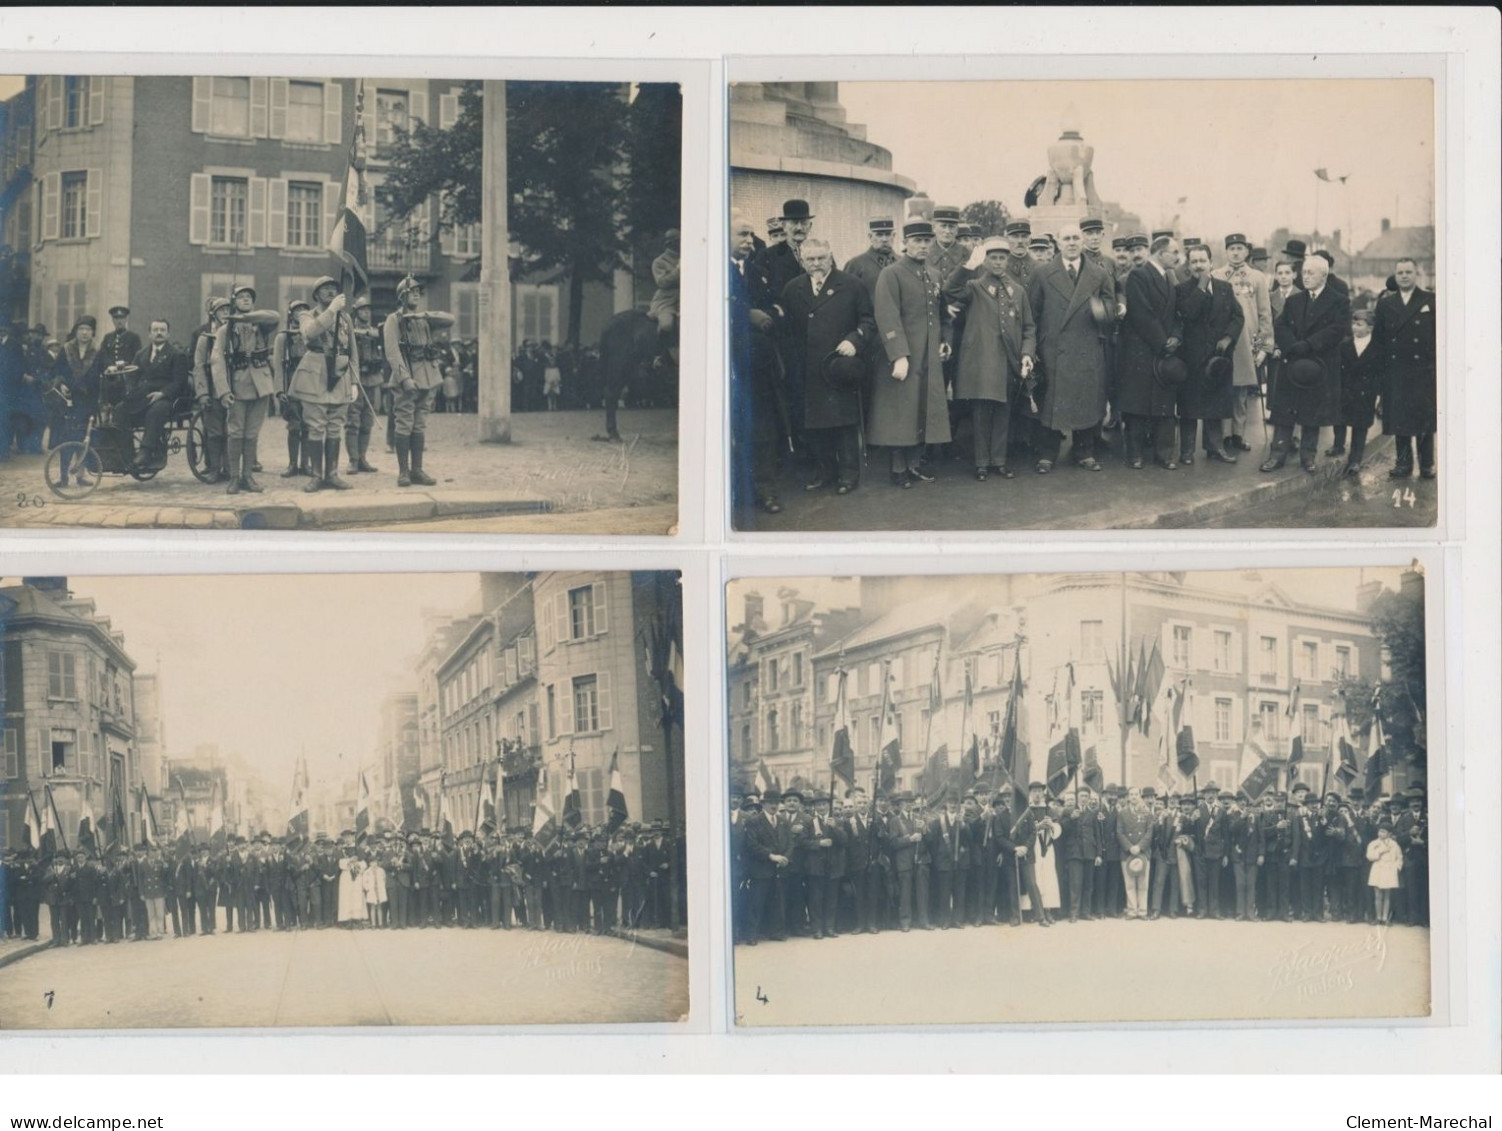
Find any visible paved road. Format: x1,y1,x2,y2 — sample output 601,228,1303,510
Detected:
0,927,687,1029
734,917,1429,1027
1,409,678,533
742,429,1436,533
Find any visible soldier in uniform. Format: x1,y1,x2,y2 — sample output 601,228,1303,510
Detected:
927,205,968,283
649,229,681,366
383,275,455,488
1212,233,1273,453
1372,256,1437,479
191,298,232,483
842,217,897,300
346,296,386,475
291,276,358,493
210,284,280,495
100,306,142,373
272,300,313,478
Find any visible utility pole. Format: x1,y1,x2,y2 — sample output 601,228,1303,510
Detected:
478,80,512,443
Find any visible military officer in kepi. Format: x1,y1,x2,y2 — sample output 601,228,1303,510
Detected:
347,295,386,475
383,274,455,488
291,275,358,493
100,306,142,373
210,284,281,494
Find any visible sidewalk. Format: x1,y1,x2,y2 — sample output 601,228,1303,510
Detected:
744,431,1437,533
1,409,678,534
0,931,52,970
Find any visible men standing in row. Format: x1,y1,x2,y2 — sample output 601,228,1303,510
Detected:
775,237,874,496
292,276,357,493
192,298,232,483
1211,233,1272,452
1264,256,1350,473
842,217,896,298
273,300,312,477
210,285,280,495
1372,256,1437,480
384,275,455,489
1025,221,1114,474
1173,243,1244,465
346,296,385,475
1118,236,1184,469
869,219,952,489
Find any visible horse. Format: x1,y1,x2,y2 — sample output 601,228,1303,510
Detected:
594,308,677,441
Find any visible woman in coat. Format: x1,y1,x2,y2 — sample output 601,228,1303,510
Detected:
1330,309,1380,474
868,220,952,488
48,315,102,453
1365,822,1403,925
947,238,1037,480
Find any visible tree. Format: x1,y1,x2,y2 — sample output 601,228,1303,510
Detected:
623,83,682,241
379,81,484,232
1336,574,1426,773
962,200,1010,238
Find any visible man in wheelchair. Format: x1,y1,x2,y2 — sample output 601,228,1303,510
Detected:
102,317,189,474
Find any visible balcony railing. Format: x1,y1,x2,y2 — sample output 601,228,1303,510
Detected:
368,239,432,274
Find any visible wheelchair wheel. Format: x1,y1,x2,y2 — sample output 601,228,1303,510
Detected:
186,409,213,483
43,441,103,500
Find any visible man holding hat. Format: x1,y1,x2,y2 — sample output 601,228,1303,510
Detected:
210,284,281,493
273,299,313,477
100,306,142,373
1371,257,1437,480
346,295,387,475
1212,233,1273,452
868,218,952,488
384,274,455,488
1265,255,1349,473
774,237,874,496
291,275,358,492
842,217,897,301
1025,221,1114,473
1174,243,1244,465
1118,235,1185,469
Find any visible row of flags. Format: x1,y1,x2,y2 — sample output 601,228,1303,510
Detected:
19,777,168,856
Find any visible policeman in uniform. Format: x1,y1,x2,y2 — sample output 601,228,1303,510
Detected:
383,274,455,488
272,299,312,477
842,217,897,300
100,306,142,373
192,298,232,483
210,284,281,494
928,205,968,283
1002,220,1035,289
291,275,358,493
346,295,386,474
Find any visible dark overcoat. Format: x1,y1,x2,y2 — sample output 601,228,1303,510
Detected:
1117,261,1180,418
1371,287,1436,436
949,273,1036,404
777,267,875,430
1174,276,1244,420
1271,285,1350,428
1026,256,1113,431
868,256,951,447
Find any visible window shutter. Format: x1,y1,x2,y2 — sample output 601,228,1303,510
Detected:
540,605,554,654
360,91,377,149
247,176,268,247
555,593,568,646
323,81,342,146
440,215,455,257
88,76,105,125
592,581,609,635
249,77,269,138
266,178,287,249
409,89,428,127
439,92,458,130
268,78,288,139
559,680,574,736
27,730,39,779
40,171,60,241
85,169,102,238
324,179,340,248
45,76,62,132
187,173,211,245
595,671,614,732
4,729,16,779
191,76,211,134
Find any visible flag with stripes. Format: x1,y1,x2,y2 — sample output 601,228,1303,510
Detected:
1286,681,1305,767
1331,704,1360,787
475,776,496,833
829,669,855,791
355,770,372,834
23,792,41,850
138,786,156,846
562,753,582,830
327,81,373,293
531,764,557,846
606,749,628,831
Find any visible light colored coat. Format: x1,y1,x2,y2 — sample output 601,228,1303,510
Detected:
291,303,358,405
383,310,455,392
1213,263,1273,389
210,311,280,400
1366,836,1403,890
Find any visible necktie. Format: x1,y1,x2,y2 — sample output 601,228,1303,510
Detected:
1068,262,1077,283
151,347,159,364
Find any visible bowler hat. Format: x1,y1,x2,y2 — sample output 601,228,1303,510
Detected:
1153,354,1189,387
1282,239,1307,259
903,220,935,240
781,789,805,803
1286,357,1325,391
1204,354,1233,383
1027,781,1047,793
780,199,814,221
1251,246,1269,261
822,349,868,393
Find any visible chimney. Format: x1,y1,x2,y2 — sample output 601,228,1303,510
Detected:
1381,218,1391,234
1400,569,1424,604
743,591,764,632
1355,580,1384,615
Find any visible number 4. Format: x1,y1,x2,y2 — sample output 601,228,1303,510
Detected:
1391,488,1416,508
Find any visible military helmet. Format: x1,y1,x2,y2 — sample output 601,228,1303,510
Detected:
396,274,423,301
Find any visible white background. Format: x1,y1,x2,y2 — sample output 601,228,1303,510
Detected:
0,3,1495,1118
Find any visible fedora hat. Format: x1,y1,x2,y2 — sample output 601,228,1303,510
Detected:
1286,356,1325,390
1204,354,1233,383
1153,354,1189,387
822,349,868,393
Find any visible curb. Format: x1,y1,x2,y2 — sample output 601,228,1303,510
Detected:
0,940,51,970
608,929,688,960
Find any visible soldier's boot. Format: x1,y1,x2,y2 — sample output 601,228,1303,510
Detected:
302,427,316,475
395,435,413,488
225,439,244,495
303,441,325,493
282,431,302,477
356,430,378,473
323,438,352,490
345,427,363,473
409,433,437,486
240,438,264,493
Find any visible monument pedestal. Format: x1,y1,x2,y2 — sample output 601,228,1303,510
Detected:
1027,202,1097,237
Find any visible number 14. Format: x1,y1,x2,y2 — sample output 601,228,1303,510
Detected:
1392,488,1417,508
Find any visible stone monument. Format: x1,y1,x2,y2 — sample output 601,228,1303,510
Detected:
1027,109,1104,236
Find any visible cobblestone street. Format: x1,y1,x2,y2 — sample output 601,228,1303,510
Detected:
0,925,688,1028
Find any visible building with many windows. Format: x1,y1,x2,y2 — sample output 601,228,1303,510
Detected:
374,691,419,831
0,578,141,850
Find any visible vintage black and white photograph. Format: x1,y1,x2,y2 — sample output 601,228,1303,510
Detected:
0,74,682,533
0,569,688,1028
726,567,1433,1025
728,79,1438,532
